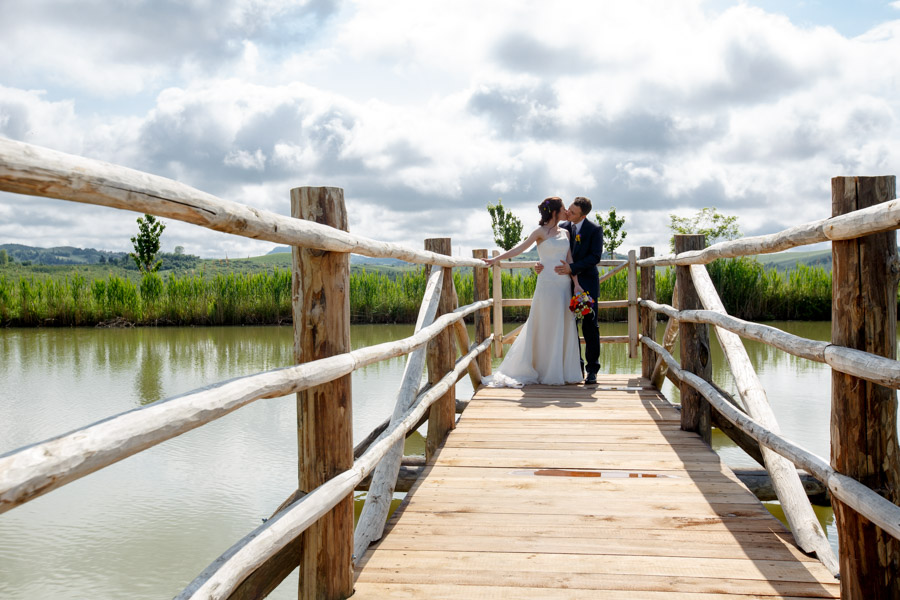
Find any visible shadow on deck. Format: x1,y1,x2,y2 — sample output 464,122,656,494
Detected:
354,374,839,599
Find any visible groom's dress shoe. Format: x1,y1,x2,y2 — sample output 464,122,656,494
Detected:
584,373,597,385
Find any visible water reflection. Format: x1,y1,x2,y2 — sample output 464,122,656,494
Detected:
0,321,866,598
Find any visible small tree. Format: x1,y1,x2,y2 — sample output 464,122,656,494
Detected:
596,207,627,259
0,249,8,266
669,207,741,251
130,214,166,273
487,199,524,251
174,245,185,255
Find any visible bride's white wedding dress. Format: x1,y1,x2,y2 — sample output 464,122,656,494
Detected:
487,229,583,388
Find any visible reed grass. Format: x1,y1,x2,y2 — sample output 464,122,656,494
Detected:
0,258,864,327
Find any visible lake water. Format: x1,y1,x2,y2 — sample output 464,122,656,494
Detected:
0,321,855,598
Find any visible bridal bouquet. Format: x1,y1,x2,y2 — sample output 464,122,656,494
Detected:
569,291,595,320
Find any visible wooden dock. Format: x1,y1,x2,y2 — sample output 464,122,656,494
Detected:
354,375,840,599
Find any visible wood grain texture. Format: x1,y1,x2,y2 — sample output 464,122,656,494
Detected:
472,249,492,376
354,377,840,599
641,335,900,543
425,239,456,462
292,187,354,600
690,263,837,574
627,249,639,359
830,175,900,599
640,247,657,379
177,340,492,600
675,235,711,444
650,279,680,389
353,266,443,562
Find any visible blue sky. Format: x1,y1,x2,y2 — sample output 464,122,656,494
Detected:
1,0,899,258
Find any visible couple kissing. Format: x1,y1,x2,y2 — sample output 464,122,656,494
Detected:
484,196,604,388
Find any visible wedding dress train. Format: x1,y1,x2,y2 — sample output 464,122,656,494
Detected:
487,229,583,388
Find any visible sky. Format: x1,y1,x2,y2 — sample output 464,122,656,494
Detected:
1,0,899,259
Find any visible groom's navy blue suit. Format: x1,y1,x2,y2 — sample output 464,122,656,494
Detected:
561,218,604,377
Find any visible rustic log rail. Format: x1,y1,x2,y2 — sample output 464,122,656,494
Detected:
637,175,900,598
0,137,499,599
3,137,899,598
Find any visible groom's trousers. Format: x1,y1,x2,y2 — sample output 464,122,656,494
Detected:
580,309,600,376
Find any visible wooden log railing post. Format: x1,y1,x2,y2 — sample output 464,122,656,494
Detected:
224,187,352,600
293,187,353,600
675,234,711,445
426,239,456,461
639,247,656,379
627,249,639,359
650,278,680,389
831,175,900,598
492,250,503,358
473,249,492,377
690,263,838,575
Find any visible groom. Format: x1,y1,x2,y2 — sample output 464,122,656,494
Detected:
537,197,604,384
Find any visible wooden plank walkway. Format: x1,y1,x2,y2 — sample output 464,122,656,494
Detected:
354,375,840,599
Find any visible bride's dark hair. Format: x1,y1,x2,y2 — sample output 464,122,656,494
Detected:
538,197,564,226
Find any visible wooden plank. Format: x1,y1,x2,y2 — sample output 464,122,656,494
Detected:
359,550,838,584
352,582,834,600
354,378,839,599
356,569,839,598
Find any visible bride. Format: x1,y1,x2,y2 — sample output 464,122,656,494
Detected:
483,197,584,387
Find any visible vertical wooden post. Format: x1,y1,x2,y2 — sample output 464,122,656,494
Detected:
627,250,639,359
293,187,353,600
640,247,656,380
675,234,711,445
831,175,900,599
426,238,455,461
473,249,492,377
492,250,503,358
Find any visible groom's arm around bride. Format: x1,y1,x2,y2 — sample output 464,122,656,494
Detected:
555,197,604,383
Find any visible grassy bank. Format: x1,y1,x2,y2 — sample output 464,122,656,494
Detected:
0,258,844,327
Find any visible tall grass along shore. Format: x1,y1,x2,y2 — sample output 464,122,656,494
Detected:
0,258,845,327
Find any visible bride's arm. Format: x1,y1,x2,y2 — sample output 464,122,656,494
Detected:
567,247,584,294
484,228,542,266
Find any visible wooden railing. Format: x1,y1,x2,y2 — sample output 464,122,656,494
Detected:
636,175,900,599
3,136,899,598
491,253,640,359
0,137,496,600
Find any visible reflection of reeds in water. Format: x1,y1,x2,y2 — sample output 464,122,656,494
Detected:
0,257,864,326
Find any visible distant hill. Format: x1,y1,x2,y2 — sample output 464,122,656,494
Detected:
1,243,124,265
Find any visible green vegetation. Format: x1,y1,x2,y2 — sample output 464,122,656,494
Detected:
669,207,741,251
0,257,848,327
596,207,627,259
130,214,166,273
487,199,524,251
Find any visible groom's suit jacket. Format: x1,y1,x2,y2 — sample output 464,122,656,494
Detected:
562,218,604,300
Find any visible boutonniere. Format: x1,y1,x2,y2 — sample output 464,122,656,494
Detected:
575,234,581,243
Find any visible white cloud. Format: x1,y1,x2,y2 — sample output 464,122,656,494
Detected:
1,0,900,258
